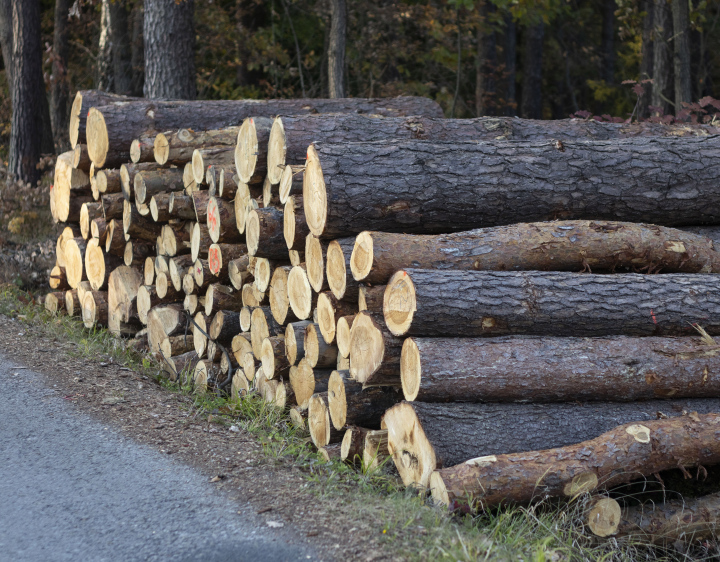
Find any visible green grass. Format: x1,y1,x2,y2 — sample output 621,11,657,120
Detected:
2,285,717,561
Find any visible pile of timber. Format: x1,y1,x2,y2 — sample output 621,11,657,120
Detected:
48,89,720,544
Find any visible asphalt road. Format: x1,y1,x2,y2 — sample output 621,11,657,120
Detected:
0,356,317,562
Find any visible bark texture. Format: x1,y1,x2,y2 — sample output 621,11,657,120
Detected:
385,269,720,338
51,0,71,152
334,137,720,238
327,0,346,98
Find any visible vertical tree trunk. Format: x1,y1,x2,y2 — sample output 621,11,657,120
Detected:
97,0,113,91
476,4,497,117
327,0,346,98
130,1,144,96
51,0,71,153
475,22,485,116
110,0,133,95
504,14,516,116
638,0,654,118
671,0,692,114
520,22,544,119
0,0,13,90
651,0,672,114
601,0,616,83
8,0,44,184
143,0,196,100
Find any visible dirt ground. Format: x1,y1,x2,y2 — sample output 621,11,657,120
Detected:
0,315,409,562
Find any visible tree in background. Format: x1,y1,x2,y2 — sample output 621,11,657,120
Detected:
672,0,691,113
143,0,195,99
327,0,346,98
51,0,71,153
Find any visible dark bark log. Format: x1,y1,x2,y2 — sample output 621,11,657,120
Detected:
385,269,720,338
51,0,71,153
285,320,311,366
305,137,720,239
102,192,124,220
123,240,153,267
8,0,45,184
69,90,138,148
134,168,184,204
304,322,337,368
328,370,400,430
341,426,369,464
154,127,239,166
143,0,195,100
205,284,242,316
246,207,287,259
401,335,720,403
169,193,196,220
96,168,122,195
87,96,442,169
208,243,247,281
327,0,346,98
520,23,544,119
429,412,720,511
384,400,720,491
351,221,720,285
638,0,654,118
208,309,241,344
123,199,162,241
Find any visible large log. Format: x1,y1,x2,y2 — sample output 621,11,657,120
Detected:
134,168,184,204
303,137,720,239
429,413,720,511
268,113,719,185
107,266,143,335
384,269,720,338
384,400,720,491
69,90,138,148
401,335,720,403
154,127,240,166
327,370,399,430
351,221,720,286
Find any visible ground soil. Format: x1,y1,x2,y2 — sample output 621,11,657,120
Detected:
0,315,403,562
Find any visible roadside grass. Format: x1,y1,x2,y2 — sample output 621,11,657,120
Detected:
1,285,714,561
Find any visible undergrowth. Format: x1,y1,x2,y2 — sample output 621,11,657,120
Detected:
1,285,717,561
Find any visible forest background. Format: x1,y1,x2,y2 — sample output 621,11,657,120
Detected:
1,0,718,184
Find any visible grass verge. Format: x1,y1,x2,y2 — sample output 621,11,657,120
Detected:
2,285,717,561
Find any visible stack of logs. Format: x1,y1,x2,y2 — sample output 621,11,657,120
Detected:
48,88,720,542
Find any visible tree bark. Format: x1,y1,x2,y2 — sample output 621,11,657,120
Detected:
327,370,400,430
601,0,616,84
8,0,45,184
110,0,133,95
385,269,720,338
130,2,144,96
401,335,720,403
154,126,240,166
143,0,195,99
520,23,544,119
384,400,720,491
304,136,720,239
671,0,692,114
327,0,346,98
284,320,311,365
246,207,287,260
351,221,720,285
638,0,654,118
304,322,338,369
87,96,443,169
134,168,184,204
652,0,672,115
429,412,720,510
51,0,71,153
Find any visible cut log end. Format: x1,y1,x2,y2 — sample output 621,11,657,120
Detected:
383,270,417,336
246,209,260,256
308,393,331,448
305,234,326,293
236,118,257,184
326,240,349,299
384,402,437,489
288,265,313,320
587,497,622,538
336,315,354,359
86,107,109,168
153,133,169,165
429,472,450,507
349,312,385,384
317,292,337,344
69,91,83,148
400,338,421,401
350,231,373,282
267,117,286,185
328,370,347,430
302,145,326,237
283,197,296,250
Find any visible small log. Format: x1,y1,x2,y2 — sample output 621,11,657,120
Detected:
162,223,191,257
335,315,355,359
149,193,172,222
147,304,187,353
230,371,249,401
218,168,238,199
250,306,283,359
316,292,356,345
241,282,267,307
108,266,143,335
285,320,312,366
72,143,91,171
191,258,211,292
119,162,156,201
341,426,369,464
308,392,345,448
228,255,252,291
168,192,196,220
326,238,360,302
328,370,399,430
363,429,390,471
190,222,212,261
192,146,235,185
49,264,70,291
192,312,209,357
304,323,338,368
155,271,182,300
384,269,720,338
269,265,297,325
262,175,279,207
158,350,198,383
246,207,287,259
208,243,247,281
104,219,126,256
279,164,304,205
383,399,720,492
336,353,350,371
430,412,720,511
274,377,296,409
154,127,240,166
231,332,253,364
137,285,162,324
305,235,329,293
124,240,154,267
143,256,155,286
159,334,194,358
209,309,241,344
45,292,66,315
236,117,273,185
96,169,122,194
79,202,104,239
81,290,108,328
192,360,214,394
64,237,88,289
129,133,155,164
168,254,194,293
349,311,403,386
64,289,80,316
358,285,384,313
123,200,162,241
289,358,333,409
289,403,307,429
287,264,315,320
90,218,108,246
207,196,241,244
283,194,309,252
241,351,257,382
254,257,283,293
134,168,184,205
85,238,123,290
205,284,243,316
261,335,290,380
101,192,124,220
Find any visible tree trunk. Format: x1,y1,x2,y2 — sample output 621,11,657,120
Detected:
97,0,113,90
304,136,720,239
351,221,720,285
638,0,654,118
87,96,443,169
671,0,692,114
328,370,400,431
429,412,720,510
652,0,672,115
601,0,616,83
143,0,195,99
384,400,720,491
401,335,720,403
327,0,346,98
130,2,144,96
504,14,516,116
520,22,544,119
8,0,44,184
110,0,133,95
0,0,12,89
51,0,71,153
384,269,720,338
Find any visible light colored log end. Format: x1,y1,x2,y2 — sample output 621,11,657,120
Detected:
384,402,437,488
383,270,416,336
